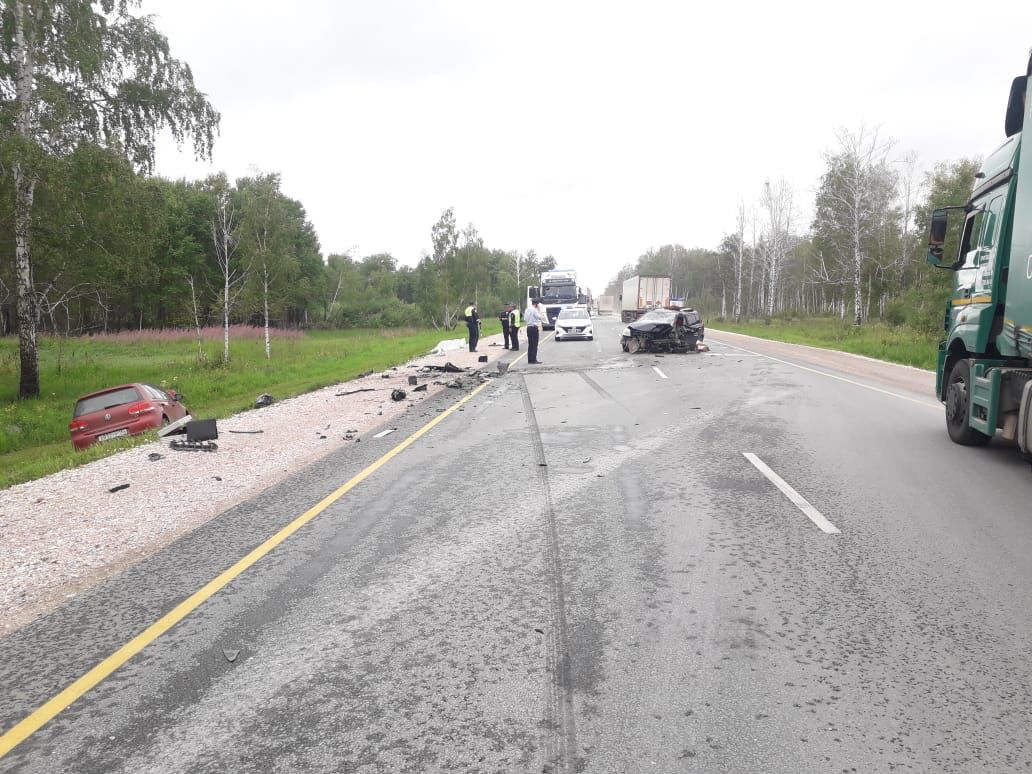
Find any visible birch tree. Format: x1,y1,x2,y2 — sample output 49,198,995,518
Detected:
238,173,296,359
761,179,795,322
733,201,746,322
1,0,219,397
813,125,897,325
207,177,244,362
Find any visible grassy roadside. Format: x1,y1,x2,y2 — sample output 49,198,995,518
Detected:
710,317,940,370
0,324,494,489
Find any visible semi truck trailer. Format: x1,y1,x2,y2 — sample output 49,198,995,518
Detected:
927,50,1032,454
620,275,672,322
528,269,586,329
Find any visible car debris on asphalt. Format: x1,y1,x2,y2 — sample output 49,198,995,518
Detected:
169,439,219,452
254,393,274,408
108,483,130,493
336,387,376,396
391,389,407,401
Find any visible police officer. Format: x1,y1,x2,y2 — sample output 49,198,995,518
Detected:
464,301,480,352
508,302,522,351
499,302,512,349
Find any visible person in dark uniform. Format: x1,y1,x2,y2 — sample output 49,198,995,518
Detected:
464,301,480,352
508,302,521,351
499,302,512,349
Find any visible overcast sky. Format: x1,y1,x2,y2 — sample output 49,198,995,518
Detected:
141,0,1032,295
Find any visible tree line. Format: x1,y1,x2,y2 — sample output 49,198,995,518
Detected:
1,2,986,401
1,1,560,398
604,125,978,336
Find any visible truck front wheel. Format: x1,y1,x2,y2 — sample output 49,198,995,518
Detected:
945,359,992,446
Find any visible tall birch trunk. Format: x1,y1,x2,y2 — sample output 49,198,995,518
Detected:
12,0,39,397
263,270,271,359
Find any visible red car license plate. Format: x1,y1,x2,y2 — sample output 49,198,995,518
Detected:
97,428,129,442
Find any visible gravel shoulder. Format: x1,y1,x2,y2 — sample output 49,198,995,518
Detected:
0,335,508,636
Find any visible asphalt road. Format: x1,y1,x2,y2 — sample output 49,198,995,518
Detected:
3,316,1032,773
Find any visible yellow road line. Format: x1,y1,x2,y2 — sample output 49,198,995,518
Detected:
0,377,495,759
712,338,943,411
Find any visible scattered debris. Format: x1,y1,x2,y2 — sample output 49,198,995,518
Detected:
108,483,130,493
381,373,391,379
413,383,428,392
336,387,376,397
445,379,464,389
227,429,264,434
343,433,355,440
223,649,240,663
147,452,164,462
318,434,327,439
372,428,397,439
497,362,509,375
213,476,222,481
420,362,463,373
170,439,218,452
534,628,544,635
186,419,218,442
158,415,192,438
478,355,488,363
408,375,418,385
254,393,274,408
391,389,407,401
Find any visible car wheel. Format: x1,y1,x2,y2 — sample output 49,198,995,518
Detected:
945,359,992,446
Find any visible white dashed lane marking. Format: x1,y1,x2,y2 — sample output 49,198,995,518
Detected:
743,453,840,534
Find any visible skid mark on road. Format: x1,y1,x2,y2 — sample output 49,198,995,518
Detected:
519,375,580,774
577,372,634,416
711,339,941,410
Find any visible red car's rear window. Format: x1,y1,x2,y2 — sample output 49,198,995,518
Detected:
74,386,142,417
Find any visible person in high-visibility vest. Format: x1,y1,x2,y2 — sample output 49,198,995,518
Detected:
508,303,522,351
464,302,480,352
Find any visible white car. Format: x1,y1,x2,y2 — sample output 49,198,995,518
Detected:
554,307,593,341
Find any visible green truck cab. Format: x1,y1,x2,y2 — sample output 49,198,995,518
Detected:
927,51,1032,452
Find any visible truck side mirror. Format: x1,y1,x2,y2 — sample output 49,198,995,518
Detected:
1006,75,1027,137
927,208,952,268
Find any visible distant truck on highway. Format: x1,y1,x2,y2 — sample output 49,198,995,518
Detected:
528,269,586,329
597,295,615,314
926,50,1032,454
620,275,672,322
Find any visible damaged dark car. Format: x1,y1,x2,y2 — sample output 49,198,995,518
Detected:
620,308,705,354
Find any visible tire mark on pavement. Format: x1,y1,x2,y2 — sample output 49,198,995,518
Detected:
519,374,580,774
578,371,633,416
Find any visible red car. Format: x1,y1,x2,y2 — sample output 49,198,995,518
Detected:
69,383,191,450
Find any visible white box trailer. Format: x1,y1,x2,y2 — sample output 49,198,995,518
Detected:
597,295,615,314
620,276,672,322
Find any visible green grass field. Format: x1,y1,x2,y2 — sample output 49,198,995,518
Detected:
0,324,493,489
710,317,940,370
